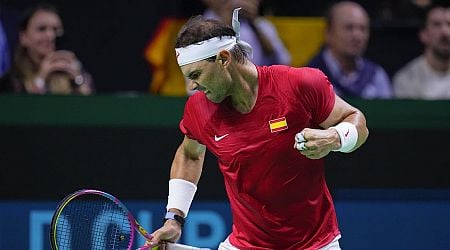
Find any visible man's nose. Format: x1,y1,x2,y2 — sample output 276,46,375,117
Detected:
188,80,199,90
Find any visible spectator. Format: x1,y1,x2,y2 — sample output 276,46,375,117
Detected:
0,18,10,77
393,2,450,99
0,3,93,95
308,1,393,99
0,4,13,77
201,0,291,66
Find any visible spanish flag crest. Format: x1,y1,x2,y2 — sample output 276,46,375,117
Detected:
269,117,288,133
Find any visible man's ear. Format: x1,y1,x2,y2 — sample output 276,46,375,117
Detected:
217,50,231,66
419,29,428,45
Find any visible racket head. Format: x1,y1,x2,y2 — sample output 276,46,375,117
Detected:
49,189,136,250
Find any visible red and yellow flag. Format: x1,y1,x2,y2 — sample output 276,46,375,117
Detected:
269,117,288,133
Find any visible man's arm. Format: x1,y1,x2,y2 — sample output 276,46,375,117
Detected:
170,136,206,185
319,94,369,151
146,136,206,248
294,94,369,159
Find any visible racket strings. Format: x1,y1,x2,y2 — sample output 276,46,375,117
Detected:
54,194,133,250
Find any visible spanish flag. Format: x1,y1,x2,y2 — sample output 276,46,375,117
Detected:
144,18,188,96
269,117,288,133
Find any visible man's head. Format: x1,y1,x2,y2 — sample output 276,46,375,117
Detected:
175,16,249,65
175,16,251,103
419,3,450,60
325,1,370,59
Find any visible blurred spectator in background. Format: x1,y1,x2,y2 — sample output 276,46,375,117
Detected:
183,0,291,95
0,19,10,77
0,3,93,95
0,4,14,77
393,2,450,99
146,0,291,97
201,0,291,66
308,1,393,99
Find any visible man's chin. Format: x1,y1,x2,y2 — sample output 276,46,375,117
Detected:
206,94,226,104
433,47,450,60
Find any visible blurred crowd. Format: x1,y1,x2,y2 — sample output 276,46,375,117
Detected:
0,2,93,95
0,0,449,99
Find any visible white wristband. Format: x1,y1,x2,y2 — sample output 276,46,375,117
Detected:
331,122,358,153
167,179,197,217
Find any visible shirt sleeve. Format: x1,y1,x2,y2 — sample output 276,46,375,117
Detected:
178,94,205,144
290,67,335,125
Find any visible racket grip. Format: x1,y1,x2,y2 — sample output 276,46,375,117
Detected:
136,246,158,250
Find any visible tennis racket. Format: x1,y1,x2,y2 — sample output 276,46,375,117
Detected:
50,189,209,250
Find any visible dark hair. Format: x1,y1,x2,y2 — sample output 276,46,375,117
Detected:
175,15,249,64
11,2,62,89
419,1,450,29
19,2,60,31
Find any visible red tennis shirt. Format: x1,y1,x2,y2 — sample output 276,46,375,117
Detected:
180,65,340,249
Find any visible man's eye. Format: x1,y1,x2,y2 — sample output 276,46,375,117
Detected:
37,26,47,32
191,71,203,79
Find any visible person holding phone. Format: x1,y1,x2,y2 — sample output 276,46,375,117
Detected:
0,3,93,94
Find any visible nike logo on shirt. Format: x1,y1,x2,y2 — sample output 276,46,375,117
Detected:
214,134,229,141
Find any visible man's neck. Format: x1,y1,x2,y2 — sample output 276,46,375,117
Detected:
329,49,358,75
229,62,259,114
425,49,450,72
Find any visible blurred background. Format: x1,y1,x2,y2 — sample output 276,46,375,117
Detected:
0,0,449,249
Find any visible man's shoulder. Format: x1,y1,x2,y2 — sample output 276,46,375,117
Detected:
359,57,391,80
361,57,386,70
393,57,425,85
263,64,323,75
261,65,326,86
306,49,325,68
395,56,423,75
392,56,425,88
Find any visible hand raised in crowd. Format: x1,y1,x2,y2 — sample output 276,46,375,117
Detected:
37,50,82,81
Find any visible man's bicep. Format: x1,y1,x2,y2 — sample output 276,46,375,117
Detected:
171,136,206,183
319,94,358,128
181,135,206,160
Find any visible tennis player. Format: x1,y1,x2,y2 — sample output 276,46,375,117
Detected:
145,8,369,250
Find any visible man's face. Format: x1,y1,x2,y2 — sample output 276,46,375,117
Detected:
181,57,232,103
327,4,370,59
420,7,450,59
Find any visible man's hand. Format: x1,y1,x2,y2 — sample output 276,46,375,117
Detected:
294,128,341,159
141,220,182,249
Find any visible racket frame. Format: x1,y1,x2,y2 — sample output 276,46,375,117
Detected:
50,189,152,250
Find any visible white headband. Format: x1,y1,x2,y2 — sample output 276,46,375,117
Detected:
175,8,253,66
176,36,237,66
